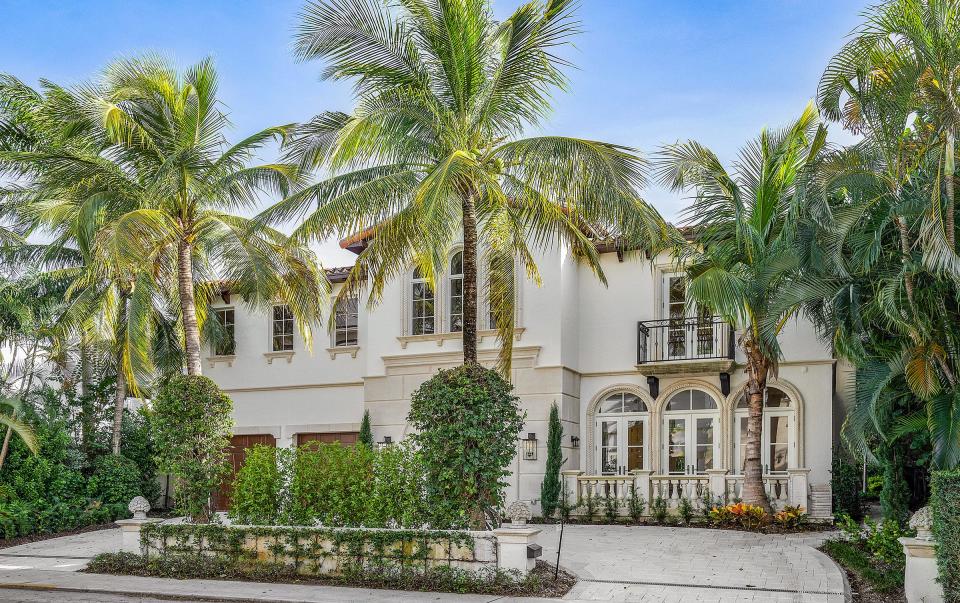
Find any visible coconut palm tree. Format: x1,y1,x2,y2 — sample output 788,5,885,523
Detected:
76,56,329,376
261,0,667,370
654,104,830,512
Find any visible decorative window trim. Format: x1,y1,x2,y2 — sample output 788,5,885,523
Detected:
206,355,236,368
396,327,525,349
331,296,359,348
584,383,655,475
409,268,436,336
727,378,805,470
326,345,360,359
263,351,295,364
448,249,464,334
213,307,236,356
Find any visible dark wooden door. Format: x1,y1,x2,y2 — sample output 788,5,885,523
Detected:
296,432,359,446
212,434,276,511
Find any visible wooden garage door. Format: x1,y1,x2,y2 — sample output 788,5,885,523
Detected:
296,432,359,446
212,434,276,511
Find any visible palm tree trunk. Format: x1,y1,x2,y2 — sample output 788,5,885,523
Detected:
177,239,203,375
461,192,479,365
742,343,773,514
111,291,128,455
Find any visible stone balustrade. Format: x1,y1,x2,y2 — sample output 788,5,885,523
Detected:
562,468,817,517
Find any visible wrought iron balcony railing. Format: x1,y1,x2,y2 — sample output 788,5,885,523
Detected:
637,316,735,364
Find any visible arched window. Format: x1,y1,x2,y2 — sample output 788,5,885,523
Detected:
595,392,648,475
411,267,434,335
662,389,719,475
449,252,463,333
735,387,794,474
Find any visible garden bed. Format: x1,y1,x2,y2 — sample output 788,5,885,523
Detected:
86,552,576,598
529,516,833,534
820,540,905,603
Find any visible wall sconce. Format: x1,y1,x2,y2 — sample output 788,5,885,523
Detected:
522,432,537,460
377,436,393,451
570,435,580,448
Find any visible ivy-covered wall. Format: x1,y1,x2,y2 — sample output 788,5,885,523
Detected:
931,470,960,602
140,522,496,576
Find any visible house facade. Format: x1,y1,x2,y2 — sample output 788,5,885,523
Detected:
205,238,843,519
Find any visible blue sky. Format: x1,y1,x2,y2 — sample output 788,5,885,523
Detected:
0,0,868,266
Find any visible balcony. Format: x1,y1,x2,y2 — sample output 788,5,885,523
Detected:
636,316,735,376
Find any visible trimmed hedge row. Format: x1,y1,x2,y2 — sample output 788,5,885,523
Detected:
931,470,960,602
0,500,128,539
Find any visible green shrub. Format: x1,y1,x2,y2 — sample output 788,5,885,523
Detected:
229,445,289,525
602,496,619,522
540,403,563,518
151,375,233,523
932,470,960,602
650,496,668,523
831,449,864,520
677,496,694,525
557,483,575,522
87,455,142,505
878,445,910,525
407,363,525,529
580,490,598,522
359,410,373,448
627,486,646,522
287,442,372,526
822,539,904,593
368,441,427,528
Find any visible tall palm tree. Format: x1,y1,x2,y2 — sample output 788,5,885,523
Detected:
655,104,830,512
261,0,667,370
82,56,328,376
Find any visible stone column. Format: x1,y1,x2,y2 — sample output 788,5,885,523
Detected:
632,470,654,506
786,468,810,509
705,469,728,504
115,496,162,555
493,527,542,575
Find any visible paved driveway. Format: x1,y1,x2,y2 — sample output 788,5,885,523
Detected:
536,524,847,602
0,528,120,572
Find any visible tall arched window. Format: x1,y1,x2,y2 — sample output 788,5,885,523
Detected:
411,267,434,335
595,392,648,475
735,387,794,474
661,389,719,475
449,252,463,333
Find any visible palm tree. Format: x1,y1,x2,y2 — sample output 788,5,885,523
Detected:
654,104,830,512
261,0,667,370
0,396,38,464
79,56,328,376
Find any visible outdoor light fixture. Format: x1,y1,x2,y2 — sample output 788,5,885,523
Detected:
377,436,393,451
719,372,731,396
646,375,660,399
522,432,538,461
571,435,580,448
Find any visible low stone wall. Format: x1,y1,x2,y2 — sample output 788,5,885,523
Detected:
120,518,540,577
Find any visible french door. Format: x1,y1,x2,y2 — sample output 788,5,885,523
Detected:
662,273,716,359
595,415,648,475
735,411,794,474
662,413,719,475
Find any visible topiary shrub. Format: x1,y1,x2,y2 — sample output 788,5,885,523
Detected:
87,454,142,505
151,375,233,523
540,403,563,519
931,470,960,602
407,363,525,529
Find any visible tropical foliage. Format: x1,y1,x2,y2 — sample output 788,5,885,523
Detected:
260,0,668,369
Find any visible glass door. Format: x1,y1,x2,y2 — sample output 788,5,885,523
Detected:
663,414,718,474
735,411,793,474
596,416,647,475
663,274,688,359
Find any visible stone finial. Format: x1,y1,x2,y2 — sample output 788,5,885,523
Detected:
128,496,151,521
506,500,531,527
909,506,933,541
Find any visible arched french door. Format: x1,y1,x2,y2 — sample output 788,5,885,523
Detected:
594,391,649,475
661,389,720,475
734,387,796,474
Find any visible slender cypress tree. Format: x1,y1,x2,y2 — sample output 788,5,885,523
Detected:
540,403,563,518
359,410,373,448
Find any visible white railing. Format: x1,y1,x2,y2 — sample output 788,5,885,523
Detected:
650,475,709,508
723,474,791,509
560,468,812,517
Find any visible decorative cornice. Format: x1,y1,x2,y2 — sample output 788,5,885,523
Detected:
221,381,363,393
263,351,295,364
381,345,541,369
206,355,236,368
326,345,360,359
396,328,525,349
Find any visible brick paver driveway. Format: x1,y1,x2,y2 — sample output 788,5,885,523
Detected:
536,524,847,602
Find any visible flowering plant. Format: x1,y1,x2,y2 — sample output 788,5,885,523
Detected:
709,503,768,530
773,505,807,529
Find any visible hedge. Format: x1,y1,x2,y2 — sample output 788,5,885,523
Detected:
931,470,960,602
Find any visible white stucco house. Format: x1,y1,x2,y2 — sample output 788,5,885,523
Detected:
204,233,844,519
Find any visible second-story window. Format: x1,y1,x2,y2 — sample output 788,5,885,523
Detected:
214,308,235,356
271,304,294,351
411,267,435,335
488,256,514,330
334,296,358,347
449,251,463,332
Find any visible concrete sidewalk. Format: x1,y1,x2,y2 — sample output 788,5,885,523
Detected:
0,567,562,602
0,528,120,572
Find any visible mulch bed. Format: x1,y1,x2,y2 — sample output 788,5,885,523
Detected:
0,522,118,550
